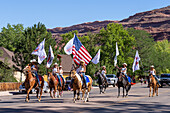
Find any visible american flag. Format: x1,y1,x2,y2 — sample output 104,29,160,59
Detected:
72,34,92,65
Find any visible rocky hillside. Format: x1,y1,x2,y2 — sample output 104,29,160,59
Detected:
48,6,170,41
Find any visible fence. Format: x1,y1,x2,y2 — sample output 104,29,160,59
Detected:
0,82,22,91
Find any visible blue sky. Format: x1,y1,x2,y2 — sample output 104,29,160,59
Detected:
0,0,169,29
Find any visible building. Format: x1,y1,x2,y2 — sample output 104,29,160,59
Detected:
0,47,25,82
57,54,75,78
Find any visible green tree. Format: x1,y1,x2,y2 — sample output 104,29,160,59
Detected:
151,40,170,74
127,28,156,75
98,23,135,74
0,24,24,52
0,58,17,82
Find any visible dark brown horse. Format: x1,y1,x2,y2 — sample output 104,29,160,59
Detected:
48,72,59,98
117,69,131,98
24,65,44,102
48,72,65,98
149,74,159,97
94,70,107,94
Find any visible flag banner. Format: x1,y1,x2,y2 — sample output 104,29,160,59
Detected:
46,45,54,68
132,50,140,72
114,42,119,66
92,49,100,64
64,36,74,55
72,34,92,65
32,39,47,64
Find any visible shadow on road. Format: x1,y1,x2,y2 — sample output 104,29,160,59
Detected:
0,101,170,113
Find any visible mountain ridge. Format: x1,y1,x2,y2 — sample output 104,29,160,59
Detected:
48,6,170,41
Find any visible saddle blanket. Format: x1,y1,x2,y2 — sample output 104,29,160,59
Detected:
127,76,131,83
33,75,43,81
85,75,90,83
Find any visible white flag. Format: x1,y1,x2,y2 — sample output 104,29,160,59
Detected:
64,34,75,55
32,39,47,64
46,45,54,68
114,42,119,66
132,50,140,72
92,49,100,64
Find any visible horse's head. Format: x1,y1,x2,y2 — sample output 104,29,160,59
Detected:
70,69,77,79
94,70,101,77
48,72,53,77
118,72,123,82
23,64,31,73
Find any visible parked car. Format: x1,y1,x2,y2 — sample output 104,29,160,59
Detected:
19,81,49,93
159,74,170,87
106,74,118,87
65,76,71,90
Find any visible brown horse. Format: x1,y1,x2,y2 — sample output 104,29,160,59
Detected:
149,74,159,97
24,65,44,102
70,69,93,103
48,72,65,98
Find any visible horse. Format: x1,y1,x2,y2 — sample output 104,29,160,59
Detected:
149,74,159,97
94,70,107,94
23,65,44,102
116,69,131,98
48,72,65,98
70,69,93,103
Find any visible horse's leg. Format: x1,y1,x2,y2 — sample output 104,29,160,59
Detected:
25,85,34,102
156,85,159,96
76,89,80,100
73,90,76,103
53,86,57,98
152,86,155,97
99,85,102,94
50,87,53,98
123,87,125,97
38,86,43,102
125,86,128,97
149,85,151,97
36,88,39,99
104,84,106,93
117,87,120,98
85,86,90,102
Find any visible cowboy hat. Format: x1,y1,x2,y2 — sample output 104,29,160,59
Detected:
59,65,62,68
123,63,127,66
150,65,154,67
102,66,106,68
30,60,33,63
80,60,85,63
32,59,37,63
54,63,58,65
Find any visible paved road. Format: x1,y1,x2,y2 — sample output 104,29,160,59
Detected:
0,83,170,113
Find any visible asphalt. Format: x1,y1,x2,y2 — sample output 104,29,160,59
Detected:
0,83,170,113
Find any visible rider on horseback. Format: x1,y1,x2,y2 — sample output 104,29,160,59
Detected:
101,66,108,84
116,63,131,84
149,65,161,86
59,65,65,87
31,59,41,86
75,60,87,88
47,63,62,87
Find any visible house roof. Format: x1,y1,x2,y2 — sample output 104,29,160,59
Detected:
58,54,75,72
0,47,19,69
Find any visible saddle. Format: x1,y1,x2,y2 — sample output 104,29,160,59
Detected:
32,73,43,81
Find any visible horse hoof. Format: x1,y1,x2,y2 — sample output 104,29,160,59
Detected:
38,99,41,102
117,96,119,98
86,99,89,102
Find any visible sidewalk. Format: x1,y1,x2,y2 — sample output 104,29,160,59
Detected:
0,90,18,96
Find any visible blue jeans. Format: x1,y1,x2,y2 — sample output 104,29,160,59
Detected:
60,75,65,83
34,72,40,85
124,73,131,83
56,74,62,86
81,72,87,85
153,75,160,85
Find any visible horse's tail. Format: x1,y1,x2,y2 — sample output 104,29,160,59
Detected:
127,84,131,91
